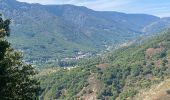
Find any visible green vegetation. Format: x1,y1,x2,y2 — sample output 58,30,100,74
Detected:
40,30,170,99
2,0,170,67
1,1,170,99
0,14,40,99
39,67,90,99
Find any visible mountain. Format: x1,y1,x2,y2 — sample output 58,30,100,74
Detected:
0,0,170,66
143,17,170,34
39,30,170,99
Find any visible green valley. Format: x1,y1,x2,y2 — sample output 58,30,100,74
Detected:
1,0,170,67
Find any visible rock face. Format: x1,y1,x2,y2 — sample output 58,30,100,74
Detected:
145,47,164,58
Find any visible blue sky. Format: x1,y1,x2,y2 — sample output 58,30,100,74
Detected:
17,0,170,17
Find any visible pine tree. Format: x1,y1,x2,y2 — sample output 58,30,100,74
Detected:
0,14,40,100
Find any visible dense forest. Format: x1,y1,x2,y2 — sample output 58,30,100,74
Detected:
39,30,170,99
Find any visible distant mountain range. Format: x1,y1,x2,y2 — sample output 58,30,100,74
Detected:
0,0,170,66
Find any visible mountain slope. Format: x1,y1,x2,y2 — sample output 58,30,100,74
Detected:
1,0,170,66
39,30,170,99
143,17,170,34
135,79,170,100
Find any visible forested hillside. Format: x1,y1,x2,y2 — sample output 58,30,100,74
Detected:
1,0,170,66
39,30,170,99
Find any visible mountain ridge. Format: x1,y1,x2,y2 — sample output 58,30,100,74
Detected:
0,0,170,66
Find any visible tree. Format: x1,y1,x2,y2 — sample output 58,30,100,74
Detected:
0,14,40,100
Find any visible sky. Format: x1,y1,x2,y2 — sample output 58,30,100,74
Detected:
17,0,170,17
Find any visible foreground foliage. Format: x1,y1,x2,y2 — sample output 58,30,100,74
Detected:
0,14,40,100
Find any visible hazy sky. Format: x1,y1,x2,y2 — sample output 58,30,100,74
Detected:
17,0,170,17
